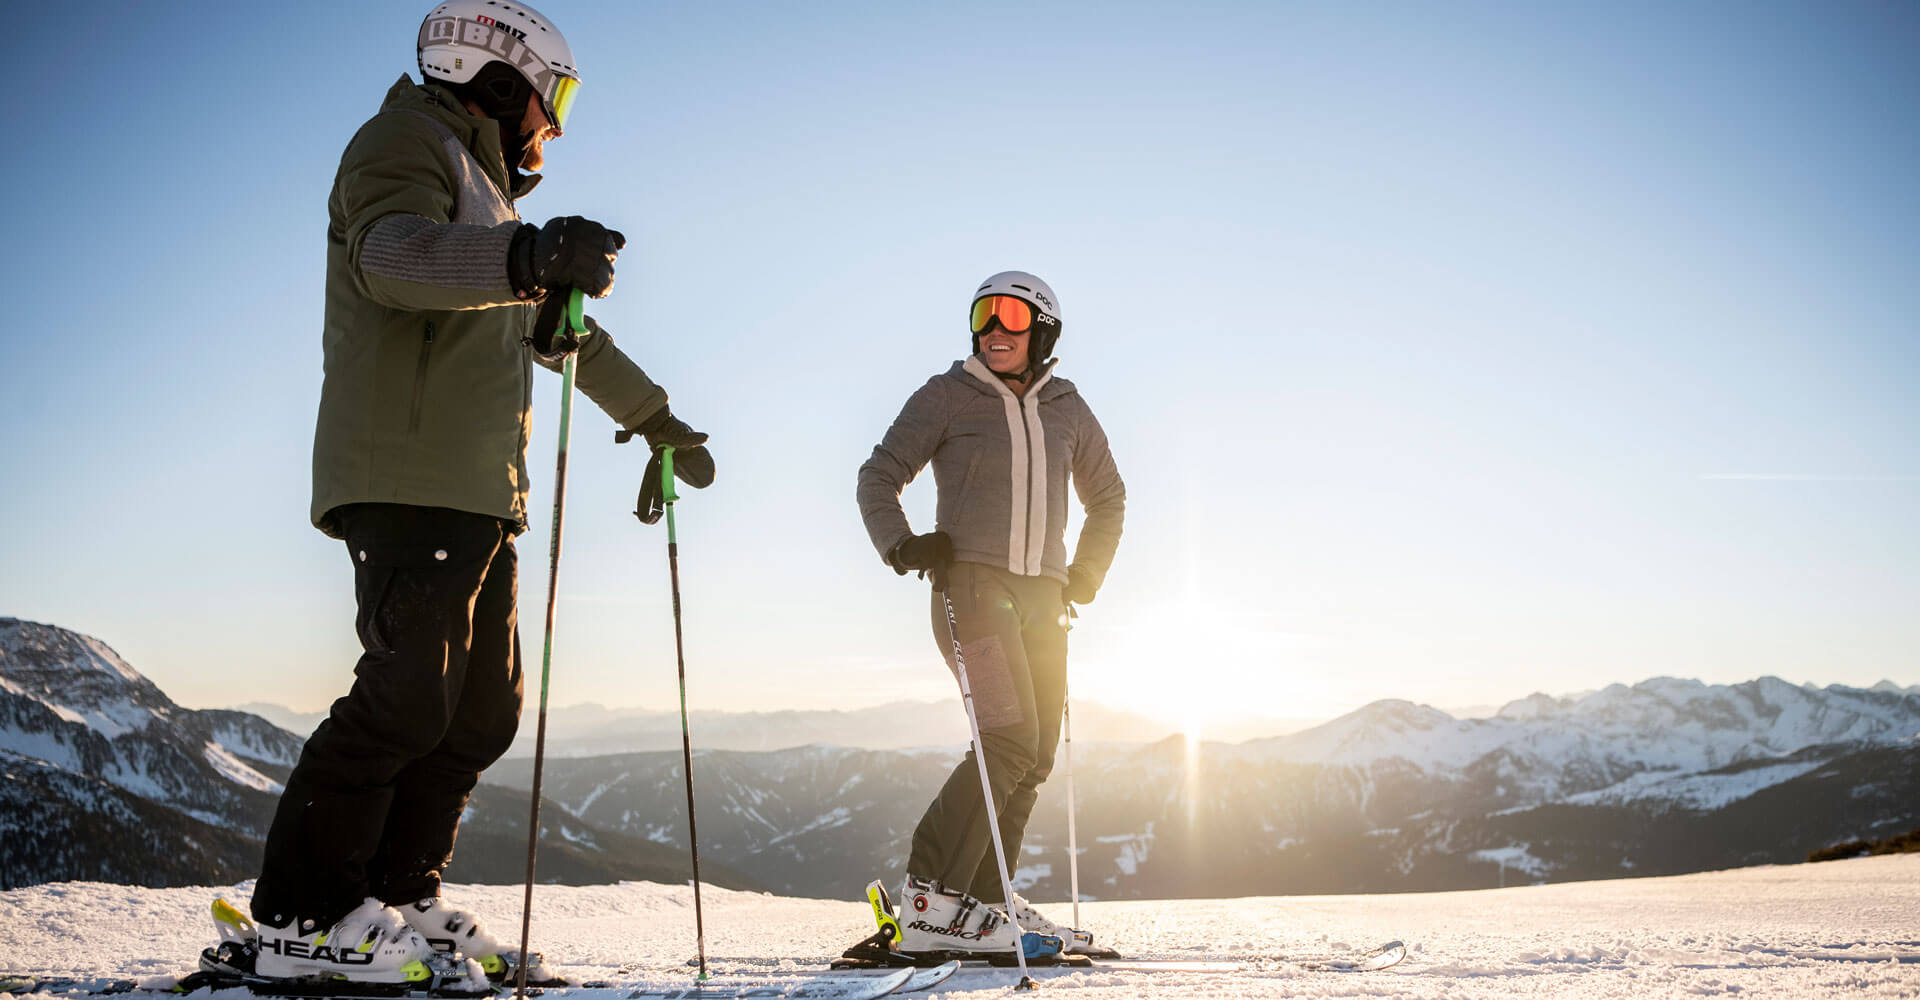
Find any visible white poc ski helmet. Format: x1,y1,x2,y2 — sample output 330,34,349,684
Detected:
970,270,1063,369
417,1,581,132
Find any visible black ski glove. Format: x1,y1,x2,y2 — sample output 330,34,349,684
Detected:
632,408,715,488
510,216,625,299
888,531,954,592
1062,563,1099,606
621,409,715,525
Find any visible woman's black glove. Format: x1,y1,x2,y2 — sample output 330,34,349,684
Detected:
1062,563,1099,605
888,532,954,591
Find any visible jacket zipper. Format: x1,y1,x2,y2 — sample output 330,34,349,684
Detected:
1018,399,1037,575
407,321,437,432
515,307,533,529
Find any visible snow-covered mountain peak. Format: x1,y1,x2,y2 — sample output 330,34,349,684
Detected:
1250,699,1515,771
1,618,303,836
1496,692,1566,720
1,617,174,737
2,618,156,690
1352,698,1457,730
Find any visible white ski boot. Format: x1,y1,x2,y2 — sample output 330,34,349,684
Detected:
251,897,484,989
894,875,1061,959
401,896,556,985
1003,892,1098,954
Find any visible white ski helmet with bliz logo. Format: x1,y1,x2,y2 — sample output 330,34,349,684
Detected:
417,1,581,131
971,270,1063,368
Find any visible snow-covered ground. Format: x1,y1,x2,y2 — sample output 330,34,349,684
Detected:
5,856,1918,998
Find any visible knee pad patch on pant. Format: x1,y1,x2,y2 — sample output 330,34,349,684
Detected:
956,634,1023,729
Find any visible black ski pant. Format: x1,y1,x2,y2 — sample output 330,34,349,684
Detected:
907,561,1068,905
252,503,523,930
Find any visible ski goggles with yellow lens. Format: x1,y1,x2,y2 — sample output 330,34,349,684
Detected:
544,74,581,131
970,295,1039,335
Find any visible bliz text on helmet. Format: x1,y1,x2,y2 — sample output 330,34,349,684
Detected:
419,16,557,92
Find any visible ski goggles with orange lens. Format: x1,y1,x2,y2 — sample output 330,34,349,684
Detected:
970,295,1037,335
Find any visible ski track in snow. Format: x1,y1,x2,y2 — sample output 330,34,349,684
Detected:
3,856,1918,998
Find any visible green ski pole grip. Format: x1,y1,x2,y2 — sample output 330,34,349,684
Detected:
567,287,586,337
660,444,679,505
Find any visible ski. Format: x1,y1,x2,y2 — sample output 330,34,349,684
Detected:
1290,940,1408,972
889,963,960,994
1060,939,1407,973
838,878,1405,975
0,973,482,999
832,930,1083,970
606,965,919,1000
0,978,149,996
614,962,955,999
833,927,1407,974
0,967,936,1000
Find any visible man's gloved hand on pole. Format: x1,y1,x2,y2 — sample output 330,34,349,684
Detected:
510,216,625,300
629,408,715,524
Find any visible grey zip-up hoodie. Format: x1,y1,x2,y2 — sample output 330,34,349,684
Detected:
858,355,1126,589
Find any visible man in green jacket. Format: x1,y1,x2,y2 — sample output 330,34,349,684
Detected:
245,3,713,986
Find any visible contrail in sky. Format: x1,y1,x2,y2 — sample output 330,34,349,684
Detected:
1701,474,1918,482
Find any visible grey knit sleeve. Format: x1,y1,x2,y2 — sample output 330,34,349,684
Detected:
358,213,521,303
1068,395,1126,589
856,378,951,563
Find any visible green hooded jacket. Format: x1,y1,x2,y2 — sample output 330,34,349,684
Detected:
312,76,668,537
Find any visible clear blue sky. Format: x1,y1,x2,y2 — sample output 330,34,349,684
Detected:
2,2,1915,732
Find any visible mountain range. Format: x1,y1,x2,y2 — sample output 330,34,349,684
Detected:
479,679,1920,899
0,618,759,892
5,616,1917,902
231,699,1326,755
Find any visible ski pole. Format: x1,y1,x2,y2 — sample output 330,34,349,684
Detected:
1064,680,1081,933
941,587,1035,991
661,445,711,981
1063,602,1082,931
516,289,587,999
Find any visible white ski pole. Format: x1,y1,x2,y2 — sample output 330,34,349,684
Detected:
1063,603,1083,931
941,587,1035,991
1064,680,1081,932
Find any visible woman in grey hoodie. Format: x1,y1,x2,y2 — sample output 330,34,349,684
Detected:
856,270,1126,956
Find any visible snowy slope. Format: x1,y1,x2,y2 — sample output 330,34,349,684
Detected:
3,856,1917,998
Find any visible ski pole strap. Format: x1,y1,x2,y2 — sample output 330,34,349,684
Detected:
624,420,679,528
529,288,590,358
